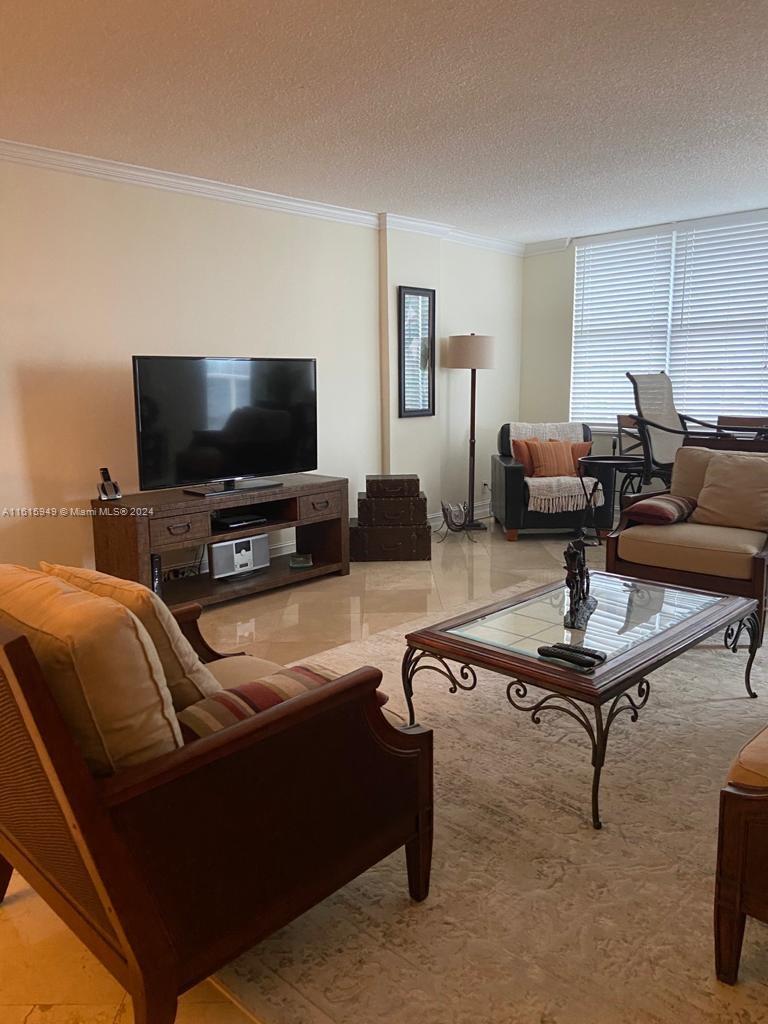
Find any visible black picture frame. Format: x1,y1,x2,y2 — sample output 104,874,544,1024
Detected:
398,286,436,418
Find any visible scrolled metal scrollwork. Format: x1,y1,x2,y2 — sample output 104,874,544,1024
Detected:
505,679,597,747
401,648,478,725
724,612,761,698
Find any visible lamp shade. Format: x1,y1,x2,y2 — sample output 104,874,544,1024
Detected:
446,334,495,370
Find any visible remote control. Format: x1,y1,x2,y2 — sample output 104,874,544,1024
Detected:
537,645,599,670
550,642,607,664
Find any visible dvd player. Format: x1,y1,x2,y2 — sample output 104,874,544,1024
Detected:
212,510,269,531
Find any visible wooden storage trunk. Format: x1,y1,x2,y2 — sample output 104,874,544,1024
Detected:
357,492,427,527
365,474,420,498
350,521,431,561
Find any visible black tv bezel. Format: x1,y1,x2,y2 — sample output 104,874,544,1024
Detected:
132,354,318,492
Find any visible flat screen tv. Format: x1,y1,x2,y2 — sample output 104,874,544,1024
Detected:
133,355,317,492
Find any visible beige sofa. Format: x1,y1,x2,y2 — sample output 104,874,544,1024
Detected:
606,446,768,639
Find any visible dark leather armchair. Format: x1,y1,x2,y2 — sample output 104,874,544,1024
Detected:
491,422,616,540
0,605,433,1024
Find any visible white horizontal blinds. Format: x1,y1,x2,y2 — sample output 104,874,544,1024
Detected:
571,233,673,429
669,220,768,420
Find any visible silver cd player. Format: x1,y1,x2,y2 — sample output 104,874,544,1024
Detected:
208,534,270,580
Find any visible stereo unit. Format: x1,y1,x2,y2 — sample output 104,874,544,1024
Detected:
209,534,270,580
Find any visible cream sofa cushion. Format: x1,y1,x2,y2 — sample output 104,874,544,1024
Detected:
671,446,768,501
617,523,766,580
41,562,221,711
689,453,768,532
728,724,768,789
0,565,182,775
207,654,286,689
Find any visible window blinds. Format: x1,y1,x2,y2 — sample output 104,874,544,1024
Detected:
571,218,768,428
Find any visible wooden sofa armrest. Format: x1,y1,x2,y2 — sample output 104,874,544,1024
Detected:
99,666,424,806
170,602,244,661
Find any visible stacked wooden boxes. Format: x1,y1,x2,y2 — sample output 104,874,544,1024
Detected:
350,475,431,561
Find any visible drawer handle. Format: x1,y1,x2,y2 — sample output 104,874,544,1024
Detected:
167,522,192,535
312,499,330,511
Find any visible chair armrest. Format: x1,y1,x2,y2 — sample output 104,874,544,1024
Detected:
99,666,417,805
491,453,526,529
170,602,244,662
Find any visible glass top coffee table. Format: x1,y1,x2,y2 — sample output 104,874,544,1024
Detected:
402,572,760,829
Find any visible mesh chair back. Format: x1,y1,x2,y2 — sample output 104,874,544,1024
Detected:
627,371,683,466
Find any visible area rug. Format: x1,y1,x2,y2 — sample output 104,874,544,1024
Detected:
215,575,768,1024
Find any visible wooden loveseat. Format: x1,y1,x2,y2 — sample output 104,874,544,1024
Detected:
0,563,433,1024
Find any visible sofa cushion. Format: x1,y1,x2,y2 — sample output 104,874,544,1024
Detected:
40,562,221,711
617,523,767,580
570,441,593,472
671,446,768,501
512,438,537,476
0,565,182,775
528,439,576,478
628,494,697,525
689,453,768,532
178,660,389,741
728,724,768,789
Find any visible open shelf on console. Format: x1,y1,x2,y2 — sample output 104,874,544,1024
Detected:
162,554,344,607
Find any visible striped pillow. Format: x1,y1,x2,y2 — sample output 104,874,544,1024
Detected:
528,439,577,478
628,494,697,525
177,662,388,741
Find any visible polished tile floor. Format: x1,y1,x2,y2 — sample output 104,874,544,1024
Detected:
0,524,592,1023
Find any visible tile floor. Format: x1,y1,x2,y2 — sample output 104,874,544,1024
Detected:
0,523,593,1023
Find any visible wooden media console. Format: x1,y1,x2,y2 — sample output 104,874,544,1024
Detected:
91,473,349,608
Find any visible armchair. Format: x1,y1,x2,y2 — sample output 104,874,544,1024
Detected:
491,421,616,540
715,728,768,983
0,602,433,1024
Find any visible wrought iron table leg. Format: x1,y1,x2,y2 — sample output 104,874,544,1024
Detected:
401,648,478,726
725,612,761,698
506,678,651,829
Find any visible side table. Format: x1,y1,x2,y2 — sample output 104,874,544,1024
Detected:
577,455,646,545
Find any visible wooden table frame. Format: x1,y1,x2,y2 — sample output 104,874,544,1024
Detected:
402,573,759,829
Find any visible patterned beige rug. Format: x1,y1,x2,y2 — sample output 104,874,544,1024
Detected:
216,574,768,1024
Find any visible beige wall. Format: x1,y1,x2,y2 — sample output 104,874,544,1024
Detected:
519,246,575,423
0,161,380,567
439,241,521,504
383,229,523,512
0,160,522,567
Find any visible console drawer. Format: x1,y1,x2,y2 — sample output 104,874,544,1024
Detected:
299,491,341,520
150,512,210,548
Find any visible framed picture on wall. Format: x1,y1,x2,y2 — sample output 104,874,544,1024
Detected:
398,286,435,418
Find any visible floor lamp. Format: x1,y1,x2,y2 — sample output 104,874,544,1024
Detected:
447,333,495,530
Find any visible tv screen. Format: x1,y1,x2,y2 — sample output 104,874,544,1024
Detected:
133,356,317,490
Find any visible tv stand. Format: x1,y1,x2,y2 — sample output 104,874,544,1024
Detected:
91,473,349,609
183,478,285,497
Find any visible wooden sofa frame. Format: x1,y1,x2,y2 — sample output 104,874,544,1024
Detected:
0,603,433,1024
715,783,768,983
605,491,768,641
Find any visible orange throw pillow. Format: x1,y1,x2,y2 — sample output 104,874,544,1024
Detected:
570,440,592,472
512,438,537,476
529,439,577,477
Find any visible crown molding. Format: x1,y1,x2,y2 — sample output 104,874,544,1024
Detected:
0,138,380,228
0,139,526,254
381,213,524,255
523,237,572,256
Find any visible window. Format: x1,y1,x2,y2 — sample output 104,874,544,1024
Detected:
570,216,768,428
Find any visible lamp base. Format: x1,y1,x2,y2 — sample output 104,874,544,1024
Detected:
465,520,487,531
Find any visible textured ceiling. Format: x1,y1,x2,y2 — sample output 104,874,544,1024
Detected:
2,0,768,242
